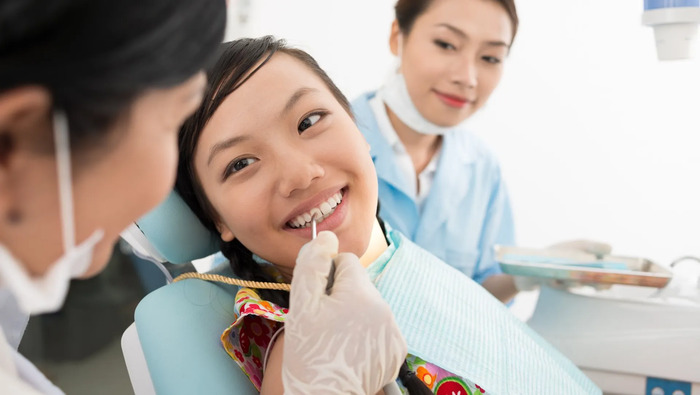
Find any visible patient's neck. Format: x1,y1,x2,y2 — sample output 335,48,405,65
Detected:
359,219,389,268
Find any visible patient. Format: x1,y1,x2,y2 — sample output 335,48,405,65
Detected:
175,36,601,395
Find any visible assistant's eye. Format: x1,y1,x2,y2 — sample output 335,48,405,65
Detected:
298,112,325,133
434,39,456,51
223,157,258,179
482,56,502,64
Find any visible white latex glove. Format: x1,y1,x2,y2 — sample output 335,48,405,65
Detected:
514,239,613,291
282,231,406,395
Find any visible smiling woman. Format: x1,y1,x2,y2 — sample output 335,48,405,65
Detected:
351,0,522,303
174,36,601,395
177,38,378,285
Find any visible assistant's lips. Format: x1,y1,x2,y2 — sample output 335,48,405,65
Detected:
434,90,471,109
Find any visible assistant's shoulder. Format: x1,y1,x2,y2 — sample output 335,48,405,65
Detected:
350,91,379,131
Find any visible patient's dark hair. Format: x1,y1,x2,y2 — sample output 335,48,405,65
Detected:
0,0,226,150
177,36,432,395
176,36,351,307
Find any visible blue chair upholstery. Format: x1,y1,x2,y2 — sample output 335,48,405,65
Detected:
136,191,220,264
127,191,258,394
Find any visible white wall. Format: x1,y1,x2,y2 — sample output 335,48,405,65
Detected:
226,1,700,267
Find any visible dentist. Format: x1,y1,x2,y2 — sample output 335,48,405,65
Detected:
0,1,404,393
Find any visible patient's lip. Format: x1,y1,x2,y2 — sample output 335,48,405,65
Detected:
282,185,345,227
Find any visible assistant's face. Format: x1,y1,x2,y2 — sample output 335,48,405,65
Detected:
393,0,513,126
194,53,378,273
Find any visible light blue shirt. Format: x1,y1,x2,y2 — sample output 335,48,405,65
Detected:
352,91,516,284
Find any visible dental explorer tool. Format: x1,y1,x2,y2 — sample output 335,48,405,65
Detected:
311,214,336,295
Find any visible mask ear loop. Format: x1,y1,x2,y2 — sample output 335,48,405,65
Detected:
53,111,75,253
394,33,404,72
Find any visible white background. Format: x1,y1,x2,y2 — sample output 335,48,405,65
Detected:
225,0,700,268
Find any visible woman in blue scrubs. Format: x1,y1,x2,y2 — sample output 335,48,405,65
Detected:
352,0,520,302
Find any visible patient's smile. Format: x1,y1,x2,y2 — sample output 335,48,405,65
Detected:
287,190,344,229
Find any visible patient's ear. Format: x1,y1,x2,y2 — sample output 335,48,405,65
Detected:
0,86,52,220
215,220,235,243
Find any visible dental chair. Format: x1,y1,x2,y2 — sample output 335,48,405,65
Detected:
120,191,258,395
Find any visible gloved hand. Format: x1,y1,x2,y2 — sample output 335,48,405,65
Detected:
282,231,406,395
513,239,613,292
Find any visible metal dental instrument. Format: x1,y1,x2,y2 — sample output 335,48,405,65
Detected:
311,214,336,295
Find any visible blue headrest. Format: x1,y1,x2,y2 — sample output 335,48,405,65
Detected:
132,191,220,264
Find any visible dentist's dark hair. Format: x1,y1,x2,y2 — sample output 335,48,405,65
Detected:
395,0,519,44
0,0,226,150
177,36,351,308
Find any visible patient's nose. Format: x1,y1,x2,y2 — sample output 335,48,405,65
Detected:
276,150,324,197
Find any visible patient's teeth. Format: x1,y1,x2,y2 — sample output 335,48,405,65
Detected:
289,191,345,229
319,202,332,215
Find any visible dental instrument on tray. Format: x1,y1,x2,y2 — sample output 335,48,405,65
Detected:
311,214,336,295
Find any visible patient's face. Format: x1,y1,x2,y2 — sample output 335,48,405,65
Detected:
194,53,378,272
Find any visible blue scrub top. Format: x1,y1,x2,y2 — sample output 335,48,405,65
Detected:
352,91,516,284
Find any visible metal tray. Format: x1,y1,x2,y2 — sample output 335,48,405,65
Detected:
494,245,673,288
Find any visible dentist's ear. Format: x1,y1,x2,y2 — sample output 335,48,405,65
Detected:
0,86,52,221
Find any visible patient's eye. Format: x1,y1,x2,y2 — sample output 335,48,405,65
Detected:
298,112,326,133
223,157,257,179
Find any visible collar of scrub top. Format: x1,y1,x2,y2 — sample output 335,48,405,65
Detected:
357,91,479,167
355,91,479,199
121,191,220,265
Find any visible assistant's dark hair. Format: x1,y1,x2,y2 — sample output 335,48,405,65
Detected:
0,0,226,149
176,36,351,307
395,0,519,44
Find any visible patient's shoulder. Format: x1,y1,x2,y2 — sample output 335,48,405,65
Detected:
222,288,288,391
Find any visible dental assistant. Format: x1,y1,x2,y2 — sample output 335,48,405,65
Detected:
352,0,521,302
0,1,405,394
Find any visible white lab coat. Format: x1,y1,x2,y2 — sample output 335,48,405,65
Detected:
0,287,64,394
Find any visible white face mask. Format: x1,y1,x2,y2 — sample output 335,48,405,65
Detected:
0,111,104,315
376,33,457,136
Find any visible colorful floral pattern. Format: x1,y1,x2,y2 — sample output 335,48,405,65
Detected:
402,355,486,395
222,288,487,394
221,288,287,391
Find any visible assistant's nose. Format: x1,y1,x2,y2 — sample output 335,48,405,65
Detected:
276,146,325,198
452,55,478,89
